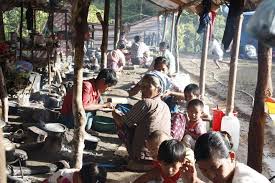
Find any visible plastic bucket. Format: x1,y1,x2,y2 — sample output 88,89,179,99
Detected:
212,108,237,131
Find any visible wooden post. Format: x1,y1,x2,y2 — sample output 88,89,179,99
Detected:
98,0,110,69
175,9,183,73
114,0,120,49
65,12,68,62
162,13,167,42
199,24,210,98
225,14,244,115
247,44,273,172
0,128,6,183
157,15,160,45
119,0,123,31
0,11,5,41
19,3,24,60
48,11,54,86
170,13,175,52
71,0,90,169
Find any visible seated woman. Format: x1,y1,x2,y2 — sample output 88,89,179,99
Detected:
181,131,270,183
112,74,171,170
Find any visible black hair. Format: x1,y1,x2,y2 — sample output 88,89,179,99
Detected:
96,69,118,86
158,139,186,164
194,131,233,162
80,163,107,183
118,43,125,49
187,99,204,110
154,56,169,68
184,84,200,96
134,35,141,42
159,42,168,49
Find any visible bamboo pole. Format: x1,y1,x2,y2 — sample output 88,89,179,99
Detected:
170,13,175,53
175,9,182,73
71,0,90,169
114,0,120,49
157,15,160,45
119,0,123,31
162,14,167,42
247,43,273,172
225,14,244,115
98,0,110,69
0,128,6,183
0,11,5,41
199,24,210,98
19,3,23,60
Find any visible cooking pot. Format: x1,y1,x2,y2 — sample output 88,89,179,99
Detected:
41,123,66,137
84,134,99,151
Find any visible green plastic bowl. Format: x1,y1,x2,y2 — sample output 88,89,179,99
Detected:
93,116,116,133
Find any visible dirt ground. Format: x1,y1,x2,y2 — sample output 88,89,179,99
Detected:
16,56,275,182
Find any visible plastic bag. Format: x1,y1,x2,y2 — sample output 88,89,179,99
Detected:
246,0,275,47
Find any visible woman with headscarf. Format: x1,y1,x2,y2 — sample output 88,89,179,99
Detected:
112,74,171,170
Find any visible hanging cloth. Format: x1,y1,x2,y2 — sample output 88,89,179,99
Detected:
197,0,212,34
222,1,244,50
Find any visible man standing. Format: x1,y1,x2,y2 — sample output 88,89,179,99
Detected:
130,35,150,65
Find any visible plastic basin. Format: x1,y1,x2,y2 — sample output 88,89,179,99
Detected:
93,116,116,133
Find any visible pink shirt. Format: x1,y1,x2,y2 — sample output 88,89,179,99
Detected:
185,119,207,138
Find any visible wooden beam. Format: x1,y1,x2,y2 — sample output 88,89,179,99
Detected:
247,44,273,172
225,14,244,115
162,13,168,42
175,8,183,73
71,0,90,169
170,13,176,53
19,3,23,60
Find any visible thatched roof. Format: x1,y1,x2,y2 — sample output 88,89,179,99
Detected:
147,0,263,14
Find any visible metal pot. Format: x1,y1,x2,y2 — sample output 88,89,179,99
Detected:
42,123,66,137
84,134,99,151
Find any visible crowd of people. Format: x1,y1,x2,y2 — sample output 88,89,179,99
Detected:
45,35,271,183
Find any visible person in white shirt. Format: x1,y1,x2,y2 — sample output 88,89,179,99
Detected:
209,35,224,69
181,131,270,183
130,35,150,65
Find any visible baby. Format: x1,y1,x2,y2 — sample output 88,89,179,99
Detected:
182,99,207,149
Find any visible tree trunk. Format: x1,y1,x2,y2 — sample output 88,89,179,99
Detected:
247,43,273,172
170,13,175,53
175,9,182,73
71,0,90,169
162,14,167,42
0,128,6,183
199,24,210,98
100,0,110,69
0,11,5,41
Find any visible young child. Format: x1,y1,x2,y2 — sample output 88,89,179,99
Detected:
134,139,186,183
42,163,107,183
182,99,207,149
182,84,210,122
146,130,195,164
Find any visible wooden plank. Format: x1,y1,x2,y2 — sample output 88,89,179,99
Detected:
175,9,183,73
170,13,176,52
